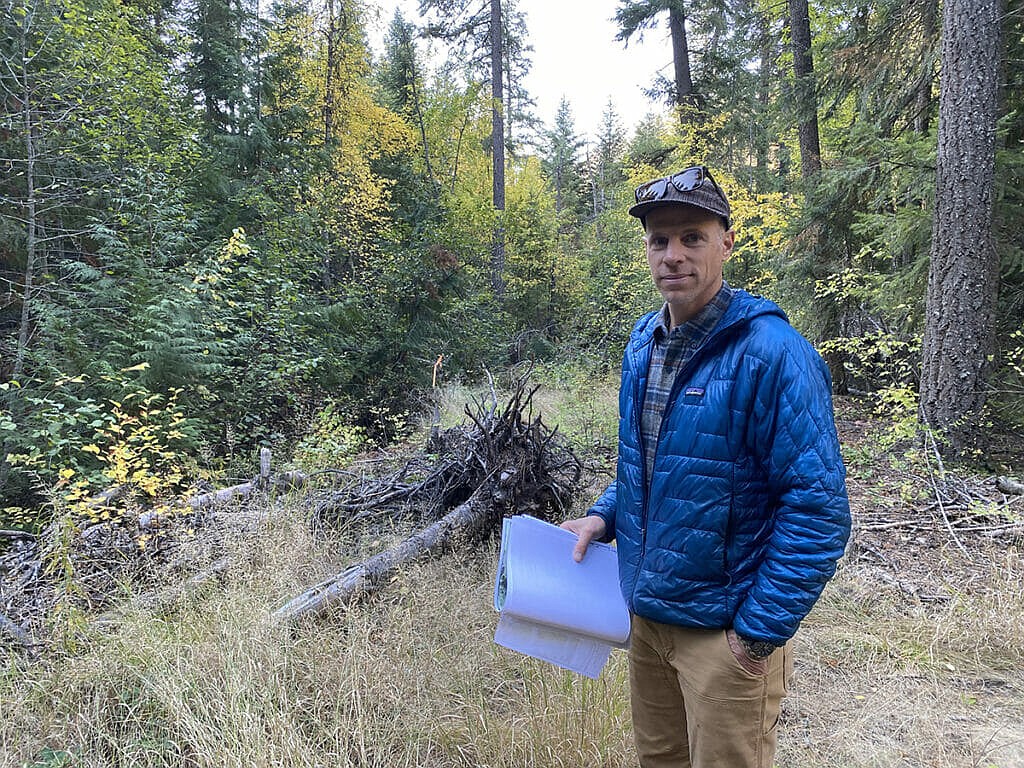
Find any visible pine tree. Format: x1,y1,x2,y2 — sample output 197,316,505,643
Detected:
588,101,627,221
615,0,696,113
418,0,533,299
787,0,821,179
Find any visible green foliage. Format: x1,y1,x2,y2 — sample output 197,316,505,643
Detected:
3,0,1022,516
812,267,922,391
504,157,559,332
872,386,922,448
540,99,589,233
291,400,369,469
26,747,79,768
990,327,1024,426
3,371,198,524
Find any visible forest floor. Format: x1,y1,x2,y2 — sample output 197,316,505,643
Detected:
1,381,1023,768
777,398,1024,767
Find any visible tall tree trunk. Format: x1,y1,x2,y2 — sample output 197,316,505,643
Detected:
788,0,844,391
788,0,822,178
15,99,36,383
490,0,506,299
668,3,694,114
1,23,38,495
919,0,1002,454
408,70,435,184
324,0,336,144
755,7,771,185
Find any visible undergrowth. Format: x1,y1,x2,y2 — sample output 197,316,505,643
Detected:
2,382,1023,768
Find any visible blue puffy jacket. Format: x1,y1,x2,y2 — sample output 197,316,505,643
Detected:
589,289,851,646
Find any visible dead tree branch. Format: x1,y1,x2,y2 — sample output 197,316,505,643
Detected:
278,373,583,623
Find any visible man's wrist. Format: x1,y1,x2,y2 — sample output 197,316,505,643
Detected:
738,634,776,660
585,510,609,539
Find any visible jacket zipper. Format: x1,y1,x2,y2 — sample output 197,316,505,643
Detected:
630,313,741,605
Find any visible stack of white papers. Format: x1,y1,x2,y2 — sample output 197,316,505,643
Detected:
493,515,630,679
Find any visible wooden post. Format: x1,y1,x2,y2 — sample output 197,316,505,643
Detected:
259,447,272,491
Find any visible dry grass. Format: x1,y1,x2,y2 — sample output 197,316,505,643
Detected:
0,509,635,768
781,549,1024,768
2,388,1023,768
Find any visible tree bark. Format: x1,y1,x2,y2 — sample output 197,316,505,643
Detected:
919,0,1002,454
788,0,822,178
489,0,506,300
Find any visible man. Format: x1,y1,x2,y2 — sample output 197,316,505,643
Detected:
562,165,851,768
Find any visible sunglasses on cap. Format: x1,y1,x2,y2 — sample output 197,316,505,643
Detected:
633,165,727,205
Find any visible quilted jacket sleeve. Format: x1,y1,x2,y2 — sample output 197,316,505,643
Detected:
587,481,617,543
732,334,852,646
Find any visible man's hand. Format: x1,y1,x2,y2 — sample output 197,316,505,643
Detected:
726,629,771,676
560,515,607,562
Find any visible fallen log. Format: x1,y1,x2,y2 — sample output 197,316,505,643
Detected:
274,484,499,623
0,529,34,540
187,469,308,509
277,373,582,623
996,476,1024,496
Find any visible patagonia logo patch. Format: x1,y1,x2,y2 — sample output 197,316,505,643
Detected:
684,387,705,397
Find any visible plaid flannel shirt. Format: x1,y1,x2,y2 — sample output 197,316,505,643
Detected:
641,281,734,485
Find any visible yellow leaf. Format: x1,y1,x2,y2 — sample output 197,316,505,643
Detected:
120,362,150,372
82,444,101,454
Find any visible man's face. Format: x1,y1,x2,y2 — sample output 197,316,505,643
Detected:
644,205,735,329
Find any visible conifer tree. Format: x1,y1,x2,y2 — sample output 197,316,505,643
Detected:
589,101,627,221
379,11,435,183
787,0,821,179
541,99,586,233
615,0,695,113
920,0,1003,452
418,0,533,299
186,0,249,136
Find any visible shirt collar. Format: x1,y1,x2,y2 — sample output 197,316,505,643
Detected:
653,280,734,341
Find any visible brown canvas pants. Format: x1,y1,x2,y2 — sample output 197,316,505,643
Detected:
628,615,793,768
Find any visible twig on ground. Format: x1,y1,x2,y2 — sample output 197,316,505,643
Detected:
0,529,34,540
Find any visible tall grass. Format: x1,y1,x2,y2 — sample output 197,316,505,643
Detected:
1,511,635,768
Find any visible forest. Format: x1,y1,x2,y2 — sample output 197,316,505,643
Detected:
1,0,1023,525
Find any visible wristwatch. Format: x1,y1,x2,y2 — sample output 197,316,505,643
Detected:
738,634,776,660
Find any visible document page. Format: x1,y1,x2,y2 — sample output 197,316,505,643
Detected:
493,613,613,680
493,515,630,678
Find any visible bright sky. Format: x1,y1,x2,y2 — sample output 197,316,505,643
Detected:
365,0,672,142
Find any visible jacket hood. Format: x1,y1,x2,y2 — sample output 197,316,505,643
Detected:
630,288,789,346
